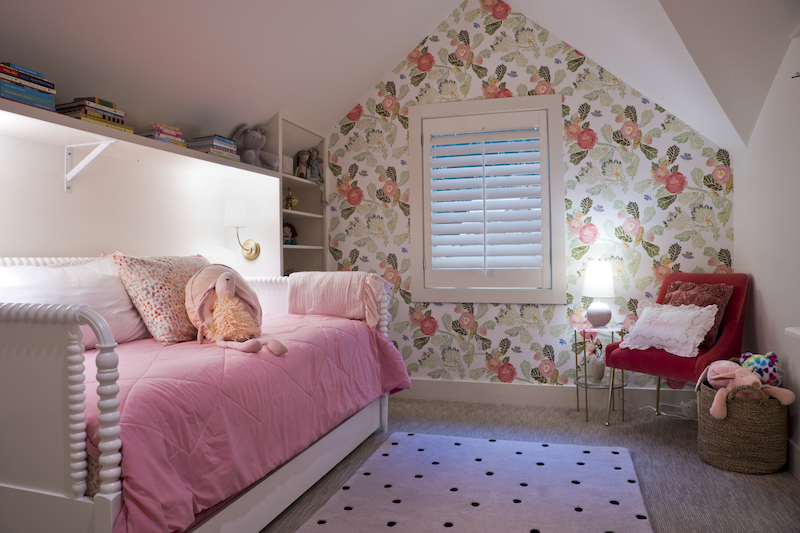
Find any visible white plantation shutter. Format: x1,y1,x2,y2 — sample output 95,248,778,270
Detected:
422,110,551,290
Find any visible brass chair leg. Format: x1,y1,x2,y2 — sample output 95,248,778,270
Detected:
605,367,616,426
655,376,661,415
621,371,625,422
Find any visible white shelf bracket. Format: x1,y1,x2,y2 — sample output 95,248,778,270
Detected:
65,140,117,192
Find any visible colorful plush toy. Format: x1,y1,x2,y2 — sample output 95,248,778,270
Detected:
185,264,287,355
740,351,780,385
701,362,795,420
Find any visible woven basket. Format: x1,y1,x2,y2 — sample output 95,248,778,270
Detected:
697,381,788,474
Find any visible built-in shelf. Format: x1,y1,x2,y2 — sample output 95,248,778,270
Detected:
785,327,800,341
283,209,323,219
283,245,324,250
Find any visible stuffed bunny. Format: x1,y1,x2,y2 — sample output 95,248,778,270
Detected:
706,364,794,420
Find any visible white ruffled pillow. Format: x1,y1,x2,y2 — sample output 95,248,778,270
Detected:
0,257,150,349
619,303,718,358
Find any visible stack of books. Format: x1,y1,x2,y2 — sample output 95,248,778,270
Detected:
0,62,56,111
56,97,132,133
187,134,240,162
135,123,187,148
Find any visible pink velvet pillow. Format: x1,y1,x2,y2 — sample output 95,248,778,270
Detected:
662,281,733,349
114,254,210,345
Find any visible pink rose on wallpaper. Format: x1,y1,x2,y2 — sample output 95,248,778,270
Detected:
480,0,496,13
454,305,463,313
568,217,583,235
496,88,513,98
383,267,398,284
533,351,542,361
378,89,385,97
706,157,716,167
538,360,556,379
380,260,388,268
479,327,488,336
486,355,502,374
493,0,511,20
646,232,654,242
615,114,624,123
621,120,639,140
420,316,439,336
401,107,409,116
331,239,339,248
622,313,638,332
498,362,517,383
455,43,471,62
560,375,569,385
622,217,640,236
566,122,582,141
652,166,669,184
654,263,671,281
410,309,425,327
382,95,397,111
337,181,351,197
712,164,732,184
708,257,717,266
577,128,597,150
568,312,588,329
534,80,552,95
579,223,598,244
459,312,475,330
483,84,499,99
331,155,338,164
348,186,364,206
417,53,435,72
347,104,363,122
402,281,410,291
714,265,733,274
407,49,421,66
665,172,687,194
383,180,398,197
402,193,410,203
644,136,653,145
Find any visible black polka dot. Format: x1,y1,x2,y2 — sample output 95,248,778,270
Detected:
475,458,482,462
344,506,353,511
577,462,585,466
407,433,414,436
415,475,423,478
444,523,454,528
418,449,425,451
343,486,350,490
391,442,398,445
455,443,461,446
364,472,371,476
531,530,540,533
571,480,580,484
387,522,396,527
432,461,440,465
317,520,326,524
520,482,528,486
612,451,619,455
542,444,549,447
636,515,647,520
450,487,458,492
536,462,544,466
628,479,636,484
513,499,521,503
393,499,401,504
486,471,494,476
575,507,583,512
610,501,619,505
382,453,389,456
516,451,522,455
614,467,621,470
384,484,392,488
489,439,496,442
583,450,591,454
471,502,480,507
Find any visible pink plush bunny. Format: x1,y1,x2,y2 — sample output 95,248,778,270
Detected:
708,365,794,420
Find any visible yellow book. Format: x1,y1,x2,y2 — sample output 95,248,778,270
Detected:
79,114,133,133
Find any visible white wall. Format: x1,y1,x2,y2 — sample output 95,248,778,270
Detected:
735,37,800,478
0,132,281,278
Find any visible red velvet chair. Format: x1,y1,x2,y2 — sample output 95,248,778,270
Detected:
604,271,750,425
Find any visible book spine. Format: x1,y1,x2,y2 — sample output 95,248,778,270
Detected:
188,139,236,151
0,85,55,107
0,79,54,102
2,62,45,78
79,115,133,133
74,96,115,109
151,132,183,142
60,100,125,117
0,65,55,90
0,72,56,95
192,135,234,144
206,147,240,159
0,94,55,111
62,108,124,124
150,124,181,135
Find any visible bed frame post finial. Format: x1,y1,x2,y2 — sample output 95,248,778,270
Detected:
67,327,88,498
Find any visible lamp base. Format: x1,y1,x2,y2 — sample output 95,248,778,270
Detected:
586,301,611,328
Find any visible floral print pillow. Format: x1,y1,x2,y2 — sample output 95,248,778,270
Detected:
114,254,210,345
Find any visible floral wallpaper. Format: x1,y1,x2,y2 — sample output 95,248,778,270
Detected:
326,0,735,390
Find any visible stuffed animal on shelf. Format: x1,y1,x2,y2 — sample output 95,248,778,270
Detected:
283,222,297,245
232,124,280,170
701,362,795,420
307,147,324,186
186,264,287,355
295,149,310,179
740,351,781,385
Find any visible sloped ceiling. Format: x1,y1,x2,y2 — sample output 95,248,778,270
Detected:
1,0,797,150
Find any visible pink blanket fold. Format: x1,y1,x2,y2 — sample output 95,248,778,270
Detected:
82,314,410,533
288,271,390,328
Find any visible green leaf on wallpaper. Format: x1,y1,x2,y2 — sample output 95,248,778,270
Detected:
504,326,522,338
674,230,692,242
399,201,411,217
635,276,655,291
459,76,472,97
397,84,410,101
715,200,732,225
666,145,680,163
542,344,555,362
692,232,706,249
366,97,377,115
485,20,502,35
642,206,656,224
448,53,464,68
718,249,732,267
393,233,410,247
470,367,488,381
580,197,593,213
518,84,530,97
572,246,589,260
726,228,734,240
624,106,637,123
472,63,488,78
668,243,681,261
632,180,652,194
552,69,566,87
583,89,603,102
538,66,551,83
401,346,413,360
642,241,660,258
392,146,409,159
578,102,590,121
411,72,427,87
414,337,430,350
716,149,731,167
341,206,356,219
500,52,516,64
398,114,409,130
520,328,533,344
353,151,366,162
499,338,511,355
627,252,641,275
703,174,723,191
550,324,568,338
330,247,343,261
330,163,342,177
340,122,355,135
520,360,532,380
639,144,658,160
627,201,640,219
690,168,703,188
657,194,676,210
567,56,585,72
671,132,690,144
406,362,420,373
441,313,453,332
463,349,474,368
458,29,470,45
438,21,449,32
639,109,654,128
400,288,412,304
596,124,613,145
614,227,632,243
473,33,484,49
702,147,716,159
495,64,507,81
560,86,575,97
516,54,529,68
427,370,443,380
544,43,562,58
570,150,588,165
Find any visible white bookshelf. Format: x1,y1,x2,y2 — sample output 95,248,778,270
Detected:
264,112,328,275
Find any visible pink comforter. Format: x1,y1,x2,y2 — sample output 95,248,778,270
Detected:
83,314,410,533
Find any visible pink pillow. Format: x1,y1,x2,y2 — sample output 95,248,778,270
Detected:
662,281,733,349
114,254,210,345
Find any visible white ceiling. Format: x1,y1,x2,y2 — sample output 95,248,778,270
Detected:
1,0,798,150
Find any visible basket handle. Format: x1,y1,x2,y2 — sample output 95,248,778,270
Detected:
726,383,767,401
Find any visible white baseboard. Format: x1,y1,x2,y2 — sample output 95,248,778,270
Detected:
393,378,696,413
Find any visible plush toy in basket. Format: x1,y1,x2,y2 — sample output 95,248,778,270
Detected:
186,264,287,354
700,359,794,419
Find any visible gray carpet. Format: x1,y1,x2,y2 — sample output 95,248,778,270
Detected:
262,398,800,533
295,432,651,533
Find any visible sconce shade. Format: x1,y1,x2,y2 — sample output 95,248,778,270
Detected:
583,260,615,298
223,200,247,228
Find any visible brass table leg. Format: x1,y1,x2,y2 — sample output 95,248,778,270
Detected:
655,376,661,415
605,367,615,426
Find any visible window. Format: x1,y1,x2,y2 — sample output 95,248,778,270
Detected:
409,95,565,304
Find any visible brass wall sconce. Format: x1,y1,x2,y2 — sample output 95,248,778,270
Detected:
223,200,260,261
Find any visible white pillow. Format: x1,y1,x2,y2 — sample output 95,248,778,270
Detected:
619,303,718,358
0,257,150,349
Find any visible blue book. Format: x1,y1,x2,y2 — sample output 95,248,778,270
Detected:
0,79,55,103
191,134,235,144
0,94,55,111
1,62,45,78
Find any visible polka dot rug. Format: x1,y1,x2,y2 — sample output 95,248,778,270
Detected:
296,432,651,533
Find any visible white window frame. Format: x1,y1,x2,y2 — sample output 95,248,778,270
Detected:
409,95,565,304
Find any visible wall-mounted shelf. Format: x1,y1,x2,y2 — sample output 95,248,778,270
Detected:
785,327,800,341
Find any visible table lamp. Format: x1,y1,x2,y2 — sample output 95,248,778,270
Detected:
583,260,614,327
